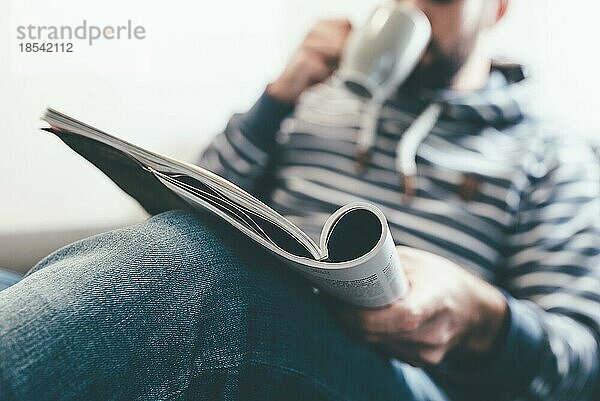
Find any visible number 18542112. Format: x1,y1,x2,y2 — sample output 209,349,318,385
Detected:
18,42,73,53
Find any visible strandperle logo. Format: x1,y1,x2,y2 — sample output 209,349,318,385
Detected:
16,20,146,46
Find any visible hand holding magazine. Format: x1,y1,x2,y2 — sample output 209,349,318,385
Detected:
42,108,409,308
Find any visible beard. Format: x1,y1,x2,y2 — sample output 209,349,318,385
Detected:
403,34,477,90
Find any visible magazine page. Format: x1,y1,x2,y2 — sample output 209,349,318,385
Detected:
286,203,409,308
43,108,322,257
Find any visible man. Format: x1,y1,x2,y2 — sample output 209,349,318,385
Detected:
1,0,598,400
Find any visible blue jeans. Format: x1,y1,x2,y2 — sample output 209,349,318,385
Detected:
0,210,451,401
0,269,21,291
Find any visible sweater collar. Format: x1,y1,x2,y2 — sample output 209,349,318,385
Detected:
394,62,529,128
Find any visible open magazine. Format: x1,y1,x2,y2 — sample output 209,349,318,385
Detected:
42,108,409,308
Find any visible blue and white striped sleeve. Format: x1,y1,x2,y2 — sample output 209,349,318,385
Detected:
431,138,599,401
197,90,294,194
496,137,600,400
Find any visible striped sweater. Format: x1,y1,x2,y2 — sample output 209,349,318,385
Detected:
198,66,600,401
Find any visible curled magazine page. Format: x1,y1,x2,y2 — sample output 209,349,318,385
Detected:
285,203,409,308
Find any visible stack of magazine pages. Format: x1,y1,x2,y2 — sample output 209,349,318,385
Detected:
42,108,408,308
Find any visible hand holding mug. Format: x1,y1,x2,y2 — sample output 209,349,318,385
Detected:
267,19,352,104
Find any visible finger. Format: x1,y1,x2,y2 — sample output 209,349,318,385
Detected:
354,300,430,335
303,43,342,69
396,313,457,349
364,326,455,353
358,319,440,344
391,286,445,328
302,38,344,67
307,33,348,58
352,304,401,333
306,58,335,85
307,21,352,49
293,48,336,83
313,18,352,34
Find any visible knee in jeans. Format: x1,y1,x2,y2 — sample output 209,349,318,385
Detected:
29,209,318,365
32,209,242,280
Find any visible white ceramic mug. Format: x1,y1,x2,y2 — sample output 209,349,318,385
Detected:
337,1,432,99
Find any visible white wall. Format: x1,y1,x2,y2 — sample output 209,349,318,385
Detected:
1,0,289,235
488,0,600,138
1,0,598,245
